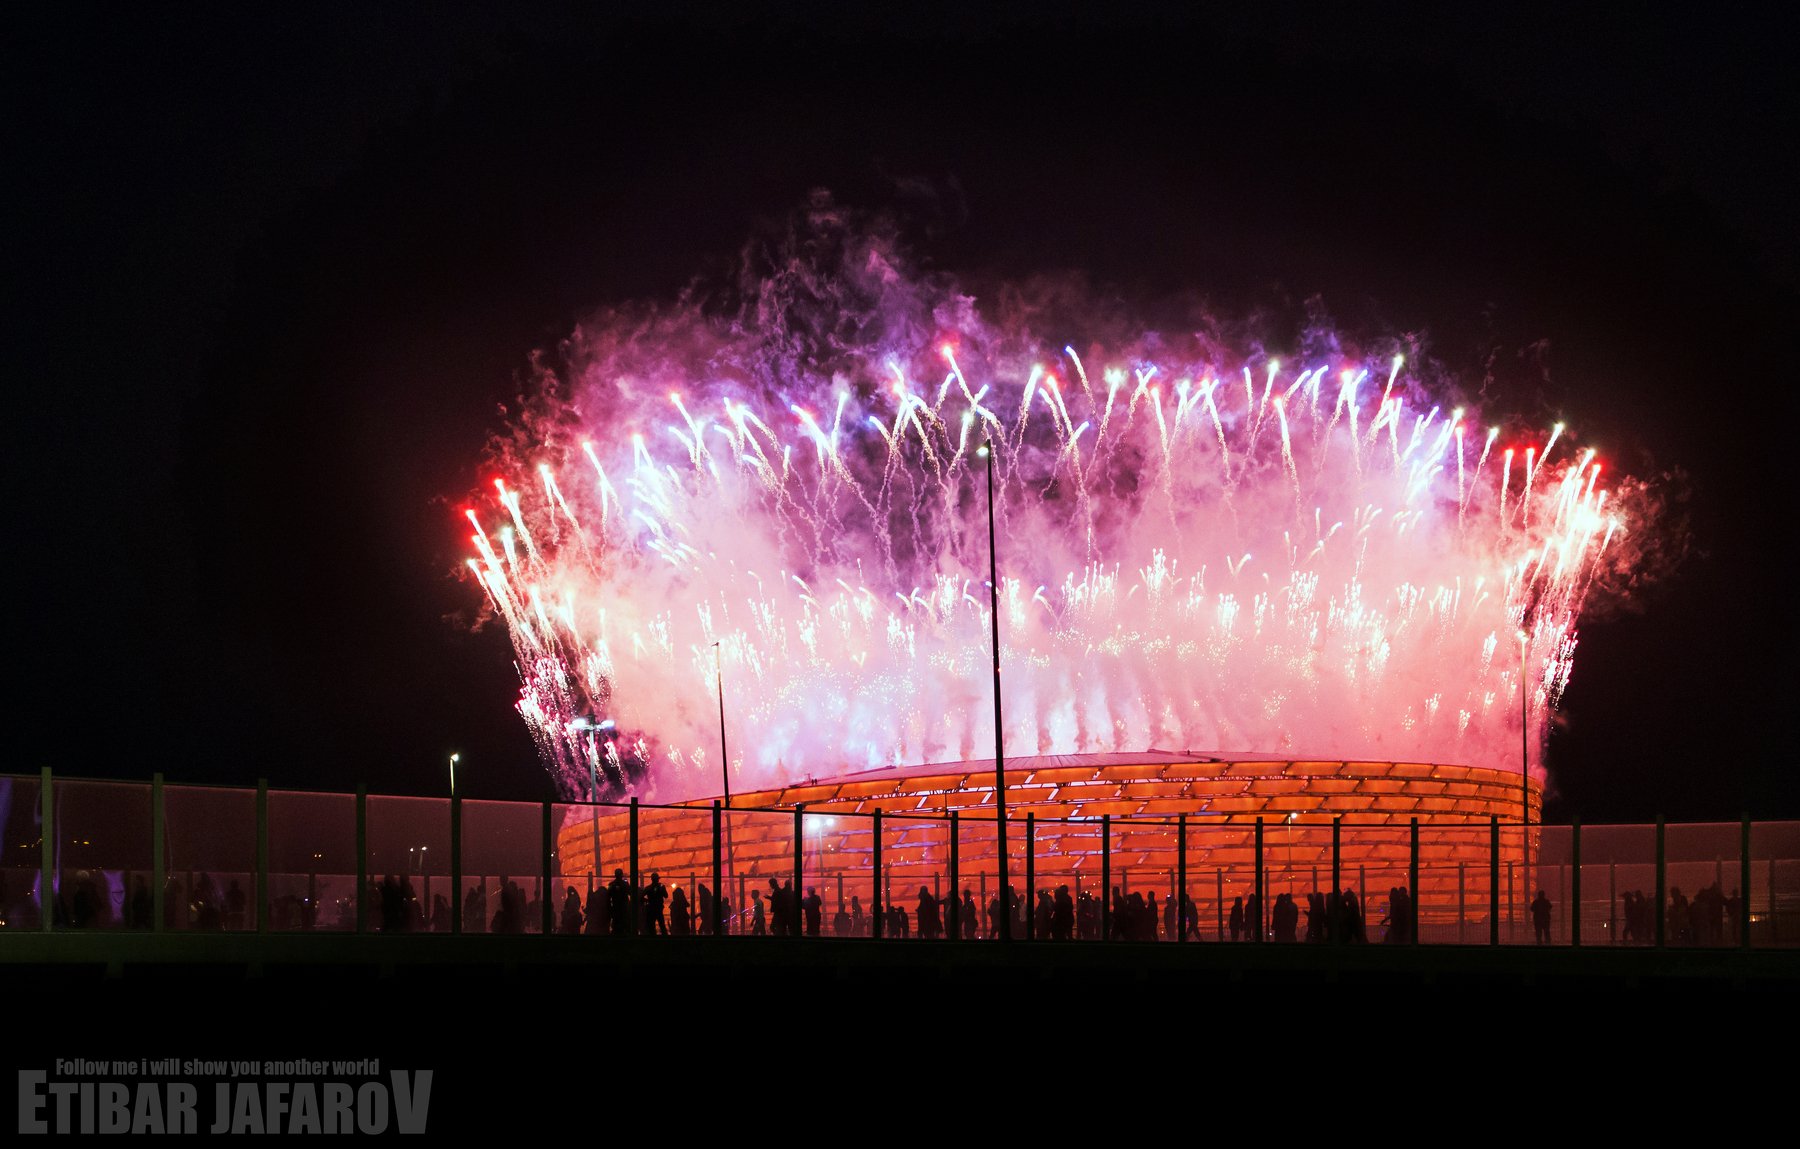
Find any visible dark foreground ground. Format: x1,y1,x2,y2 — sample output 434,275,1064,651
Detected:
7,930,1798,990
4,934,1795,1134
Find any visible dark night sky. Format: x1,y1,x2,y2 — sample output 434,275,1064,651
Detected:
8,5,1797,820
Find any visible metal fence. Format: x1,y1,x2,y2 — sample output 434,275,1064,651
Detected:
2,770,1795,949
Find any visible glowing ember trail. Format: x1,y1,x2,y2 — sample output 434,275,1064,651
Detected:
463,221,1652,801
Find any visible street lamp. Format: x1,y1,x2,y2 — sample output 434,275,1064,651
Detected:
569,717,615,799
448,753,459,797
976,441,1010,939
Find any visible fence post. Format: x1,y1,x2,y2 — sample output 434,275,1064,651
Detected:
541,800,554,935
712,801,723,937
39,766,52,932
1740,815,1752,950
151,772,166,934
792,804,804,938
1409,817,1419,945
354,785,367,934
1458,863,1466,944
1215,870,1224,941
255,779,269,934
450,796,463,934
1253,817,1264,944
1331,815,1341,918
1177,813,1188,944
1025,812,1036,941
949,810,960,940
1101,814,1111,941
628,798,640,938
1570,820,1582,947
1488,815,1500,947
872,808,883,939
1654,816,1666,949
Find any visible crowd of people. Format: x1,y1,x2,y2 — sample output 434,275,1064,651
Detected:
485,874,1429,944
1616,883,1743,945
0,868,1760,948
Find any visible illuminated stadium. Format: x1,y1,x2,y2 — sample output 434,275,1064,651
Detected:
556,752,1541,939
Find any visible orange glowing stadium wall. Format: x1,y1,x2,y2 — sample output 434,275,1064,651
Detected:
553,759,1542,934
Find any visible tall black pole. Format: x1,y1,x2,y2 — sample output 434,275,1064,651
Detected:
982,443,1011,940
714,642,732,808
1521,632,1532,915
714,641,736,908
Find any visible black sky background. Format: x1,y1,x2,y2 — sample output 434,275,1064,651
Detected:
9,5,1797,820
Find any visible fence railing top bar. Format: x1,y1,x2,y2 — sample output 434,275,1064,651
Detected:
2,772,1788,831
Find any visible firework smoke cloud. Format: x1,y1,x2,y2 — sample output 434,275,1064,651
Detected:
464,198,1654,801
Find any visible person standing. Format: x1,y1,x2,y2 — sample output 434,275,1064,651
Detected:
606,869,631,936
1530,889,1552,944
803,885,823,936
643,873,668,936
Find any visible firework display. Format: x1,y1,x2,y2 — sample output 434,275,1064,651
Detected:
464,233,1646,801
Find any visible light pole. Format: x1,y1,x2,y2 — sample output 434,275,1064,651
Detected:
568,717,614,800
814,816,833,884
977,441,1010,939
1281,810,1296,900
1519,629,1532,921
448,753,459,797
713,642,732,808
714,641,736,914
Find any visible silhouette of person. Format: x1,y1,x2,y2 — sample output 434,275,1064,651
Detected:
1270,893,1293,943
1530,888,1552,944
803,886,823,936
195,873,223,931
850,895,865,936
560,886,583,935
606,869,632,936
751,888,766,936
644,873,668,936
1229,896,1245,942
1049,886,1070,941
126,875,152,929
585,885,607,935
917,886,941,940
766,879,786,936
961,888,978,941
669,885,690,936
